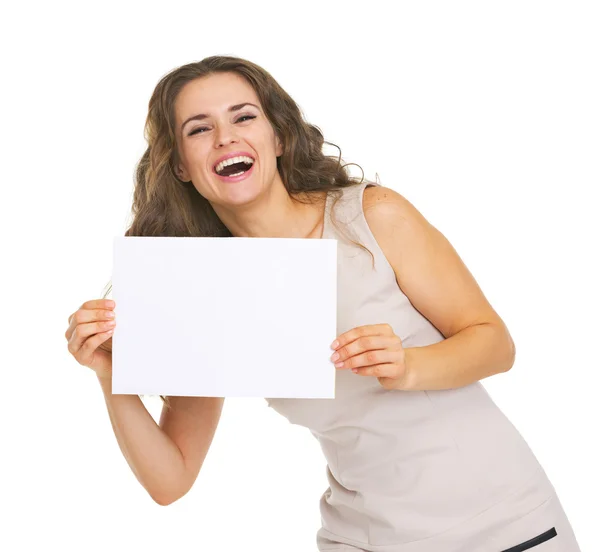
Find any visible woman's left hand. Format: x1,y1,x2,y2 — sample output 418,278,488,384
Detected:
330,324,411,390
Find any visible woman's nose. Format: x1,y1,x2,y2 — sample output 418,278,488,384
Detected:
214,124,239,147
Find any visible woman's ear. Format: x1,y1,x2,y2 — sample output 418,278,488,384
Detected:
276,136,283,158
175,162,190,182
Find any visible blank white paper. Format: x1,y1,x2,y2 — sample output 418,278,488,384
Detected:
111,236,337,398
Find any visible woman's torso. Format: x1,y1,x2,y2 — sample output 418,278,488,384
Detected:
265,180,558,551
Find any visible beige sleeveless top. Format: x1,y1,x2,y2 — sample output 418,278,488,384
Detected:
265,180,557,551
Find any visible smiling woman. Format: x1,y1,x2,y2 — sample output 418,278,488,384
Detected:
100,55,373,394
69,54,583,551
125,60,367,239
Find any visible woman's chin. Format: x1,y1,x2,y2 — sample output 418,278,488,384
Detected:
218,179,263,206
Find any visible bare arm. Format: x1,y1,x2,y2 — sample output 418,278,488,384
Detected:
97,375,224,505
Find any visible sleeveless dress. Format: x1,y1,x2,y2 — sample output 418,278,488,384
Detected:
265,181,581,552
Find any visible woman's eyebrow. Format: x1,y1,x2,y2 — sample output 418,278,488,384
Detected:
181,102,260,132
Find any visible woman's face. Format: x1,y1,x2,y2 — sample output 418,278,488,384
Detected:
174,72,283,207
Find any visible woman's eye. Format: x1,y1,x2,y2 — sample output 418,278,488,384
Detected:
188,115,256,136
189,127,208,136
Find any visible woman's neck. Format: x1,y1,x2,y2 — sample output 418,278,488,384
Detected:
212,182,327,239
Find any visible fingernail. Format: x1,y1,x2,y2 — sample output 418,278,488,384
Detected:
330,340,339,350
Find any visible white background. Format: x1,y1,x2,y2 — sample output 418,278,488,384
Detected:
1,1,598,550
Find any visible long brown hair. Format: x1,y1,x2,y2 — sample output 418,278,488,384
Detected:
102,55,376,408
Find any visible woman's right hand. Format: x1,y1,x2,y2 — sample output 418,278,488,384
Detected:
65,299,117,380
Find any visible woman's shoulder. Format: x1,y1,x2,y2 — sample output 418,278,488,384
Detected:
361,183,435,264
362,184,421,223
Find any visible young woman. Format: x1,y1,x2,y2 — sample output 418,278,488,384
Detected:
65,55,581,551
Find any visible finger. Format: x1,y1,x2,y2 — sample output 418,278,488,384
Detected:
336,347,400,370
331,324,393,351
66,302,116,340
68,299,115,326
67,319,116,356
332,335,399,365
74,329,115,366
352,362,402,378
65,309,114,341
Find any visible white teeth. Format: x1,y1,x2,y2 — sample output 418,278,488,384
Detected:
215,155,254,174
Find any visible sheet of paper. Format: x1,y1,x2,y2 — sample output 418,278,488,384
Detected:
111,236,337,398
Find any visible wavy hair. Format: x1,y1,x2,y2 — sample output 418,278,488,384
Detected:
101,55,377,408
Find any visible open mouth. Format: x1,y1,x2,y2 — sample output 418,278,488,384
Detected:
213,156,255,177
